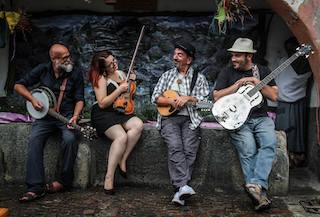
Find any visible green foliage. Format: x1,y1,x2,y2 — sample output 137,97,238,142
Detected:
211,0,252,35
136,103,158,122
0,96,27,114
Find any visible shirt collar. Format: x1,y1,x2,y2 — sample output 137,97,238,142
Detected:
175,66,194,78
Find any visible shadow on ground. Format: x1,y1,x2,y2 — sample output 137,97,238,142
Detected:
0,184,291,217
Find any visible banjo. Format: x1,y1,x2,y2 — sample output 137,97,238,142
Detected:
26,86,96,140
212,44,313,130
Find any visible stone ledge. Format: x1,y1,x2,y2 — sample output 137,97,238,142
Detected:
0,123,289,195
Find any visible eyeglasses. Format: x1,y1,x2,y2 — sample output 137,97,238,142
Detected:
106,58,117,68
60,54,72,64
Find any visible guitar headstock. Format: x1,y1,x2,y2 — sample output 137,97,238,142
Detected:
80,125,98,141
296,44,313,58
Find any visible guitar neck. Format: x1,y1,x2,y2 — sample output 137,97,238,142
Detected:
247,53,300,97
48,109,81,131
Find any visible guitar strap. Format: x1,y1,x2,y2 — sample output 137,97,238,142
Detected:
190,71,198,94
252,64,260,80
56,78,68,113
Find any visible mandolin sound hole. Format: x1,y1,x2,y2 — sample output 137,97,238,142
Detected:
169,106,175,113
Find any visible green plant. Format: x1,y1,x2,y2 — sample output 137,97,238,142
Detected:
136,103,158,122
211,0,252,34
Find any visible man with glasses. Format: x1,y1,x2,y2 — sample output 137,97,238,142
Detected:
14,43,84,202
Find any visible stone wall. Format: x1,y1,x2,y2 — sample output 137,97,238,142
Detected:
307,108,320,179
0,123,289,195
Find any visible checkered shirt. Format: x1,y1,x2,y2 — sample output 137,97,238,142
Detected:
151,67,210,130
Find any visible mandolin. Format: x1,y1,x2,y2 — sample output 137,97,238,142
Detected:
157,90,212,116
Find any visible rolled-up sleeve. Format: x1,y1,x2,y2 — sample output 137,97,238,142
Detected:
192,73,209,101
151,71,169,104
15,64,47,87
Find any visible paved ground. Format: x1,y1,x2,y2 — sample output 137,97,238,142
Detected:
0,167,319,217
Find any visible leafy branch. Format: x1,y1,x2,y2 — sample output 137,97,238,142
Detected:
211,0,252,35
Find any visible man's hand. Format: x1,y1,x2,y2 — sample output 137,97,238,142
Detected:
168,98,178,108
175,96,189,108
235,77,260,88
67,115,78,129
30,98,44,111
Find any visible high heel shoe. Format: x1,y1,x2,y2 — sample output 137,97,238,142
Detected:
104,188,115,195
118,166,127,179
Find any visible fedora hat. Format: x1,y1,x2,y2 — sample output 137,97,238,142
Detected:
227,38,257,53
174,40,196,58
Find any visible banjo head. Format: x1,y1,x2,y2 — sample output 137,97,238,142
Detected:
26,91,50,119
26,86,57,119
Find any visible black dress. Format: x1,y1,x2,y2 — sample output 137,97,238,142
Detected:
91,81,134,136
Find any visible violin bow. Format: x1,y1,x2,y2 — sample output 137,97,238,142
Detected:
126,25,145,81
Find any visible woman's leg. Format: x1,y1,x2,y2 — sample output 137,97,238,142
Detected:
104,124,127,190
120,117,143,172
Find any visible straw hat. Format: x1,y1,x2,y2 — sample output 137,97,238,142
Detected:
227,38,257,53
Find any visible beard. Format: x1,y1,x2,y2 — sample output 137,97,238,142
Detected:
232,58,249,71
59,63,74,72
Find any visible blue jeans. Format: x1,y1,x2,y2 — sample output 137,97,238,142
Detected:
229,117,276,190
26,117,79,193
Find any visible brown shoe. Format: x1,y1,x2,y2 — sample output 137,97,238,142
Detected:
245,184,271,211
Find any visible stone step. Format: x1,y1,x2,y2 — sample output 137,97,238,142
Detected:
0,123,289,195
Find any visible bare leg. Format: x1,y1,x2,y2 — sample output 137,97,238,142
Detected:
120,117,143,172
104,125,127,190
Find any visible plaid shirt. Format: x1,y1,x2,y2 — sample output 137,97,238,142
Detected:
151,67,209,130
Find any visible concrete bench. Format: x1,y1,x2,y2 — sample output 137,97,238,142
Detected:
0,122,289,195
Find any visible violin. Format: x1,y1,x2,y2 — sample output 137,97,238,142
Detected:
113,72,137,114
113,25,145,115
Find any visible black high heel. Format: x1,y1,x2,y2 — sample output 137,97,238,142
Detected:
104,188,115,195
118,165,127,179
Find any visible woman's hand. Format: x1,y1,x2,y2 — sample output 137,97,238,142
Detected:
118,81,129,93
129,71,136,81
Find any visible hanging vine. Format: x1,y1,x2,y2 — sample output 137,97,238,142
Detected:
210,0,252,35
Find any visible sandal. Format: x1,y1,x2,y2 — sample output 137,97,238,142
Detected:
45,181,65,194
19,191,46,203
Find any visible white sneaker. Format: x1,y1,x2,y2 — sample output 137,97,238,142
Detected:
179,185,196,200
172,192,185,206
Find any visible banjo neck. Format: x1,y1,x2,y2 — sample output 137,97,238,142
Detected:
48,108,81,131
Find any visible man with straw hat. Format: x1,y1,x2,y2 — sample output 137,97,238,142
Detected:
213,38,278,211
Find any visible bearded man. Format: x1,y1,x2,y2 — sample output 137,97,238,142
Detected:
14,43,84,202
213,38,278,211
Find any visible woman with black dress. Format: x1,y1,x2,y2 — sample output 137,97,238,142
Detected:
89,51,143,194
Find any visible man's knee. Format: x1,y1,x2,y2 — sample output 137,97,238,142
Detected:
62,133,77,146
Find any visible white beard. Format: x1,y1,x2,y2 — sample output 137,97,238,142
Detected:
60,63,73,72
